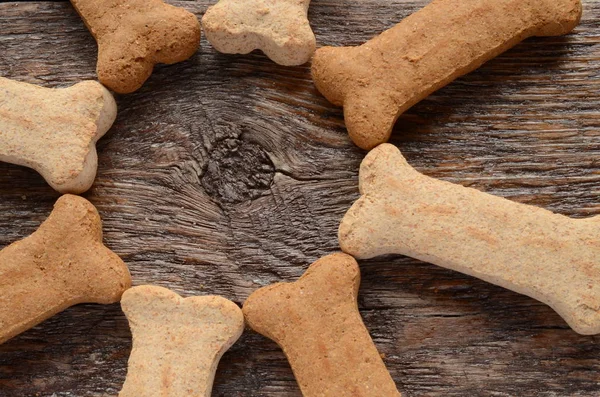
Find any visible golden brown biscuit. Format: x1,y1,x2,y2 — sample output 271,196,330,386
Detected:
312,0,582,149
243,253,401,396
340,144,600,334
0,195,131,344
71,0,201,93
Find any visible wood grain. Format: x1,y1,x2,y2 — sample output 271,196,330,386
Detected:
0,0,599,396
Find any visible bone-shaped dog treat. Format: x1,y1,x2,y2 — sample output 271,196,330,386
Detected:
0,78,116,194
0,194,131,345
339,144,600,334
202,0,316,66
119,285,244,397
311,0,582,149
70,0,201,94
243,253,401,396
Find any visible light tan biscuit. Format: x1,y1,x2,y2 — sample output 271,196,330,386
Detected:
339,143,600,334
119,285,244,397
202,0,315,66
0,194,131,345
311,0,582,149
71,0,201,94
243,253,401,397
0,78,116,194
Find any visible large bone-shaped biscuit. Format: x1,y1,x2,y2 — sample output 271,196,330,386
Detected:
312,0,582,149
71,0,201,94
339,144,600,335
0,78,116,194
243,253,401,396
0,194,131,345
119,285,244,397
202,0,316,66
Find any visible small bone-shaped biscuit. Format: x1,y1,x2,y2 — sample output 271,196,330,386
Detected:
71,0,201,94
0,78,116,194
0,194,131,345
119,285,244,397
243,253,401,396
312,0,582,149
202,0,316,66
339,144,600,335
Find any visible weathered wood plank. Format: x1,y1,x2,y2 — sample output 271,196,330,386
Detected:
0,0,599,396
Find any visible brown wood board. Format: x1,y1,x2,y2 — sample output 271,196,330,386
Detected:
0,0,599,396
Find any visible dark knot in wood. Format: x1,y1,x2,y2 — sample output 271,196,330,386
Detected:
202,138,275,204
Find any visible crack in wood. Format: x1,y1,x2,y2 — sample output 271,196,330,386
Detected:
201,138,275,204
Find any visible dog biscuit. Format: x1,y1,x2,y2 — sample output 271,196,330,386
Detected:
312,0,582,149
202,0,315,66
71,0,201,93
119,285,244,397
0,194,131,344
243,253,401,396
0,77,116,193
339,143,600,334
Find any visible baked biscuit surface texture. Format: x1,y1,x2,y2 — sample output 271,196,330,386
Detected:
0,194,131,345
0,78,117,193
339,143,600,335
243,253,401,397
311,0,582,149
202,0,316,66
70,0,201,93
119,285,244,397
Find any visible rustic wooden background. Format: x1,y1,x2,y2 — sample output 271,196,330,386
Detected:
0,0,599,395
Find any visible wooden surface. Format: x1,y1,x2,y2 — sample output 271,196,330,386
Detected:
0,0,599,395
